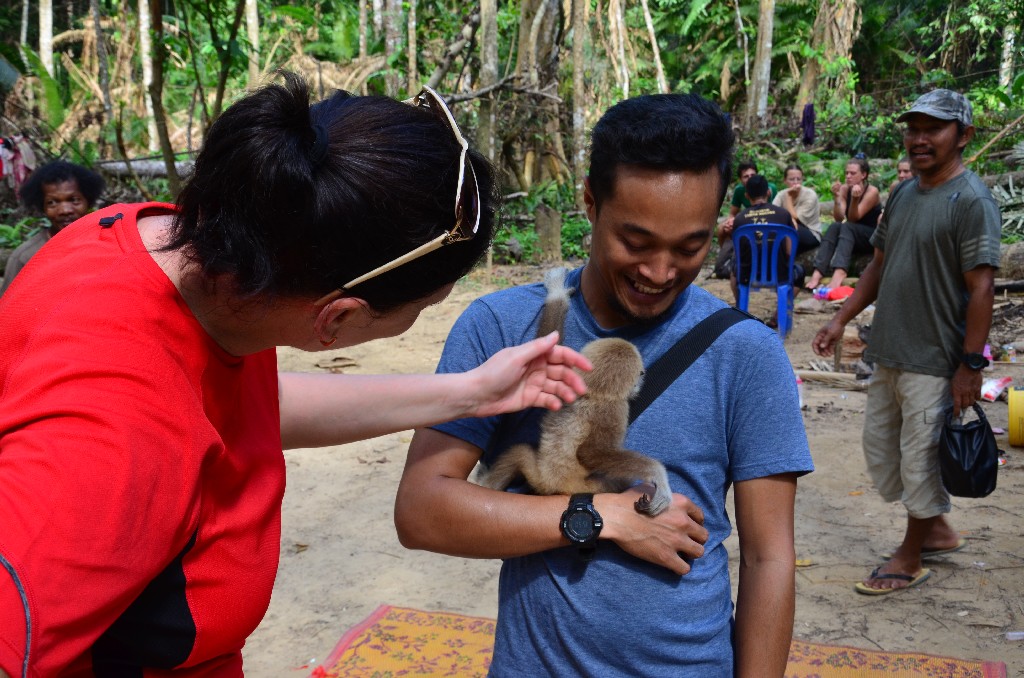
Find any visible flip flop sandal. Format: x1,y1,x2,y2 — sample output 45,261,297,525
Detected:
880,538,967,560
854,567,931,595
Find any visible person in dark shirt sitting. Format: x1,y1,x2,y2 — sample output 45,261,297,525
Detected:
730,174,803,308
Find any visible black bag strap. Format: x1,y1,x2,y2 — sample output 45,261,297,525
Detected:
628,307,755,424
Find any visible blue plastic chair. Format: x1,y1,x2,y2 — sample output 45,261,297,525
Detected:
732,223,798,337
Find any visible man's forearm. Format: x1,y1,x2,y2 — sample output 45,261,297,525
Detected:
734,560,795,677
963,278,995,354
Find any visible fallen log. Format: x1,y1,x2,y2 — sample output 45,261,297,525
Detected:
94,159,193,177
994,279,1024,294
796,369,869,391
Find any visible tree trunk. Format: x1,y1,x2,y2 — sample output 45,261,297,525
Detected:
609,0,628,98
138,0,159,151
1000,20,1017,90
40,0,53,75
90,0,113,122
638,0,667,93
359,0,368,58
794,0,861,117
733,0,749,87
209,0,246,120
425,11,481,90
406,0,417,94
372,0,383,36
20,0,29,50
571,0,586,207
478,0,498,163
245,0,259,86
744,0,774,128
149,0,181,196
383,0,402,95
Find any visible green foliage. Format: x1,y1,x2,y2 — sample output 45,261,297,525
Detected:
0,215,44,249
22,47,66,128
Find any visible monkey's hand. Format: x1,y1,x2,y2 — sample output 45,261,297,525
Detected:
632,481,672,516
595,489,707,576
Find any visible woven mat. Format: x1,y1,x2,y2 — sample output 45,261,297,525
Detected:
310,605,1007,677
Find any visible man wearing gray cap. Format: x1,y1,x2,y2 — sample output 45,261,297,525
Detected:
812,89,1001,594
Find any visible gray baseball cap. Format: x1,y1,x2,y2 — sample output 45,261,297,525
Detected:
896,89,973,126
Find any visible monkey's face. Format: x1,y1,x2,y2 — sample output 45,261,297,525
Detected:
580,338,644,400
581,167,721,329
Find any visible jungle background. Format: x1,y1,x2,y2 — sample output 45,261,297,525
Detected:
0,0,1023,259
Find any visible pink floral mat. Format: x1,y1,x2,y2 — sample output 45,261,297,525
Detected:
310,605,1007,677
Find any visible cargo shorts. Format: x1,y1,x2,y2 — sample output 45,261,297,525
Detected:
862,365,953,519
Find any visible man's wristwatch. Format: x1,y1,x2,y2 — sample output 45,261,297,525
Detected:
962,352,990,371
560,493,603,561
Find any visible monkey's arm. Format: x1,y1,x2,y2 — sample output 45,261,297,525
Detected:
733,473,798,678
395,429,707,574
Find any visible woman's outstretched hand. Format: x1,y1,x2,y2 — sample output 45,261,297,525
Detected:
468,331,592,418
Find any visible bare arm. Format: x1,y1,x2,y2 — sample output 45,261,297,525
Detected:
812,247,885,357
831,183,846,222
733,474,799,678
394,428,709,574
951,266,996,415
279,333,591,448
846,185,880,223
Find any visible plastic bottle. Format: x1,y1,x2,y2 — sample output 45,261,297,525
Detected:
796,376,804,408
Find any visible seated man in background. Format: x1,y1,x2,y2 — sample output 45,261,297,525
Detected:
730,174,804,310
1,160,104,296
712,160,776,279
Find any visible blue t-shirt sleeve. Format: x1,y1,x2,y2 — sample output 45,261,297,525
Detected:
431,300,507,451
726,332,813,482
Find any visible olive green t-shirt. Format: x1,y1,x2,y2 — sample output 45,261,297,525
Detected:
866,170,1001,377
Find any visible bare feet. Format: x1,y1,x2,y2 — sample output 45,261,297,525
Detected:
805,270,823,290
827,268,847,289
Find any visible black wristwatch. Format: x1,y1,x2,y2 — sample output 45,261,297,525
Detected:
560,493,603,561
962,352,990,371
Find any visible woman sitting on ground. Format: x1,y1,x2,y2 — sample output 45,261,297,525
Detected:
804,156,882,290
0,72,591,676
772,163,821,255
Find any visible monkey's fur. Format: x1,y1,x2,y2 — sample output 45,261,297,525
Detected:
479,269,673,515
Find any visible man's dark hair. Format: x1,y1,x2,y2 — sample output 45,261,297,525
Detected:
745,174,769,200
587,93,735,212
20,160,105,212
737,161,757,177
168,71,497,312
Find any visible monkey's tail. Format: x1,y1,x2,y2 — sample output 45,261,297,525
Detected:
537,267,572,340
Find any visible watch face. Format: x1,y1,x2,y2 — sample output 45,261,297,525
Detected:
965,353,989,370
565,511,595,542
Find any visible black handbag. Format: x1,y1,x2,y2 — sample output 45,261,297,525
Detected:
938,403,999,498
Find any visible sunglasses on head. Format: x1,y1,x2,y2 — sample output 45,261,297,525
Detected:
315,86,481,306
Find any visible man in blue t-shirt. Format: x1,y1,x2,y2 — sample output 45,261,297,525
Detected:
395,94,813,677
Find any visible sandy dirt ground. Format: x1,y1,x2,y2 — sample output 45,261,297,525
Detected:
243,265,1024,676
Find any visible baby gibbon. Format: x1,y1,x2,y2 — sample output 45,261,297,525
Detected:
478,268,673,515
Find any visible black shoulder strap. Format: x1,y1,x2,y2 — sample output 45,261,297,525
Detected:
628,307,755,424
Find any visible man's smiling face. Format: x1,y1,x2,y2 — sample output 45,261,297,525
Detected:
581,166,721,328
